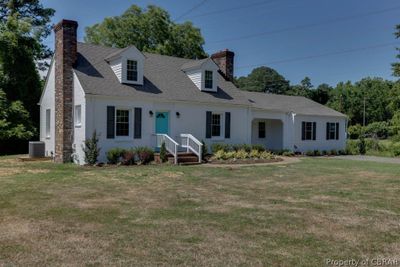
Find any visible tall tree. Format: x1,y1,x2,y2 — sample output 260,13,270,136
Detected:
311,83,332,105
287,77,313,97
392,24,400,77
0,0,54,129
235,66,290,94
85,5,207,59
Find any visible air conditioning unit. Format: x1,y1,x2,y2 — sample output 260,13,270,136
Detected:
29,141,45,158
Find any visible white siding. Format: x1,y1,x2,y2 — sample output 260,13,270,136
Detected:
109,59,122,82
186,70,202,90
108,46,145,85
251,119,283,150
39,62,55,157
72,72,86,164
293,115,346,152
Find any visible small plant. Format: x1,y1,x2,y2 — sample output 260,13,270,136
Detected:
82,131,101,165
201,140,208,161
106,148,125,164
322,150,327,156
135,147,154,165
211,143,231,153
159,142,168,163
250,149,261,158
251,144,265,152
313,150,321,156
260,151,274,160
338,150,346,155
213,150,225,160
235,149,248,159
224,151,236,160
392,143,400,157
232,144,252,152
282,151,295,157
122,149,135,165
330,149,338,156
305,150,314,156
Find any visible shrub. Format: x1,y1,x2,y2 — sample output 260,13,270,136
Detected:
211,143,231,153
213,150,225,160
365,138,383,152
305,150,314,156
201,140,208,160
329,149,338,156
260,151,274,160
365,121,389,139
235,149,248,159
338,150,346,155
282,151,295,157
122,149,135,165
160,142,168,163
224,151,236,160
135,147,154,165
392,144,400,157
314,150,321,156
322,150,327,156
358,137,366,155
274,149,291,155
232,144,252,152
82,131,101,165
106,148,125,164
346,140,359,155
251,144,265,152
249,149,261,158
348,124,363,139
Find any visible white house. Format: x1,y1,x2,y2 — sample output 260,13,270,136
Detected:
40,19,347,164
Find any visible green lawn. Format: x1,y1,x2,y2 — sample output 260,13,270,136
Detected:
0,156,399,266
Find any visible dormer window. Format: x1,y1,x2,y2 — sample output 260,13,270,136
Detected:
205,70,213,89
127,60,138,82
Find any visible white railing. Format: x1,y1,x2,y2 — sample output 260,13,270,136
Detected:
155,134,179,164
180,134,203,163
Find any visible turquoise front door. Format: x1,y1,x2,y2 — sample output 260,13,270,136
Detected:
155,112,169,134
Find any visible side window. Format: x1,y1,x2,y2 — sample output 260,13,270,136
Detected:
74,105,81,127
211,113,221,137
205,70,213,89
302,121,316,140
116,109,130,136
46,109,51,138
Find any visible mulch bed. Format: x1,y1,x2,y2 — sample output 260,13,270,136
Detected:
208,157,283,165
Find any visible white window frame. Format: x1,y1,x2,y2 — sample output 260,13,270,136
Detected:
74,105,82,127
115,108,131,139
45,109,51,139
303,121,316,141
327,122,338,140
211,113,223,139
126,59,138,82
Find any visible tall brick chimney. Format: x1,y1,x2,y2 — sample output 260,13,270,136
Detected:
211,49,235,82
54,19,78,163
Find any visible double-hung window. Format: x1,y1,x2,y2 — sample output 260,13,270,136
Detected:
302,121,316,140
326,122,339,140
211,113,221,137
205,70,213,89
116,109,130,137
127,60,138,82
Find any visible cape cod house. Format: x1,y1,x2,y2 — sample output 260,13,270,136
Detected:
40,20,347,164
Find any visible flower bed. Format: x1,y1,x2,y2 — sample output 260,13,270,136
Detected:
208,149,282,165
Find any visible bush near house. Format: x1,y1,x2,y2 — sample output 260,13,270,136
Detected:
82,131,101,165
106,147,154,165
211,149,276,161
106,148,126,164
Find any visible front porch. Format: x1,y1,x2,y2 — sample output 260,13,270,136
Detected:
251,118,284,151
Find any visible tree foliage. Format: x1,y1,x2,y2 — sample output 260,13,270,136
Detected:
0,89,35,140
0,0,54,134
392,24,400,77
85,5,207,59
234,66,290,94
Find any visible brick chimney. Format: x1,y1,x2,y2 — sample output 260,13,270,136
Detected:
54,19,78,163
211,49,235,82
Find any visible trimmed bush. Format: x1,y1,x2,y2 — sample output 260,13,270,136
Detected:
135,147,154,165
329,149,338,156
251,144,265,152
250,149,261,158
213,150,225,160
260,151,274,160
211,143,231,153
106,148,125,164
224,151,236,160
232,144,251,152
201,140,208,160
282,151,295,157
314,150,321,156
348,124,363,139
305,150,314,156
122,149,135,165
346,140,359,155
235,149,248,159
82,131,101,165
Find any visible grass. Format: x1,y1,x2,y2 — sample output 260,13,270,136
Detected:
0,156,399,266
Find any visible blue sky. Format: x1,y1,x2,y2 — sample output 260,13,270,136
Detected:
41,0,400,86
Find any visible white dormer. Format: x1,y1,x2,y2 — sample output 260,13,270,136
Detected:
105,46,145,85
182,58,219,92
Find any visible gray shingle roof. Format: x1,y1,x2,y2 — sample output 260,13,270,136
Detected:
74,43,249,106
242,91,346,117
74,42,346,117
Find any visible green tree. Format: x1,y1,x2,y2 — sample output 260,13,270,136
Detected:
0,89,35,140
392,24,400,77
85,5,207,59
311,83,332,105
235,66,290,94
0,0,54,130
287,77,313,97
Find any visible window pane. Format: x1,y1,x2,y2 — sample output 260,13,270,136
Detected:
127,60,138,81
46,109,50,138
116,109,129,136
211,114,220,136
205,71,213,89
75,105,81,125
303,121,315,140
328,123,336,140
259,122,266,138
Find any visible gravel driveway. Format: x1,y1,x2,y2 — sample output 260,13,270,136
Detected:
335,155,400,164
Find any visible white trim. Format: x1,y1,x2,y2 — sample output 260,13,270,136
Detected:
115,107,132,140
74,105,82,127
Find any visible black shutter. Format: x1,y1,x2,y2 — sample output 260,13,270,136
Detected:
312,122,316,140
301,122,305,140
326,123,330,140
336,122,339,140
134,108,142,139
206,111,212,139
225,112,231,139
107,106,115,139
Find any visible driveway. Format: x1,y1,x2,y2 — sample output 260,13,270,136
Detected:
335,155,400,164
